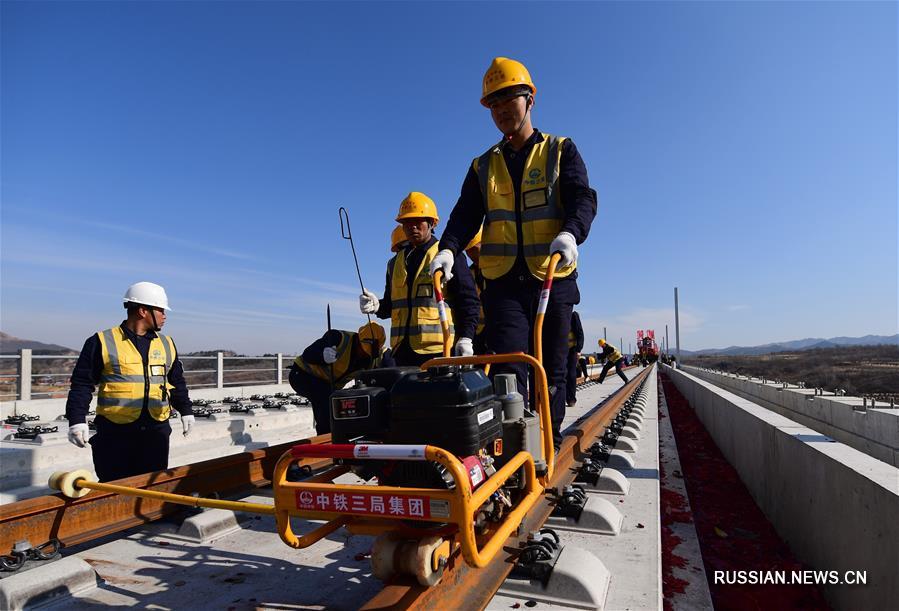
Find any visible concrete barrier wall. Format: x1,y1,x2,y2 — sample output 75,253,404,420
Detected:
683,366,899,467
663,365,899,611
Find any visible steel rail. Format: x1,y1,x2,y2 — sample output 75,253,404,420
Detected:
0,365,637,553
360,365,654,611
0,434,333,552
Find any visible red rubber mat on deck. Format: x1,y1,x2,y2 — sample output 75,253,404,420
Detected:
659,372,830,610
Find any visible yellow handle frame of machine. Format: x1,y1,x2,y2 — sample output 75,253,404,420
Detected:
432,268,453,358
271,443,541,569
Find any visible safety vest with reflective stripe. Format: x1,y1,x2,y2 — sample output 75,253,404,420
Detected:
474,133,575,281
96,327,175,424
602,344,623,363
390,242,455,354
568,330,576,349
294,332,357,387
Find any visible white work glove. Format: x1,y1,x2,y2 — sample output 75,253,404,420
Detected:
429,249,455,282
323,346,339,364
181,414,195,437
549,231,578,267
67,423,89,448
359,289,379,314
454,337,474,357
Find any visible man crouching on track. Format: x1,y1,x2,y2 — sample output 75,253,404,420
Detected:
290,322,387,435
65,282,194,482
430,57,597,450
358,192,480,367
597,338,629,384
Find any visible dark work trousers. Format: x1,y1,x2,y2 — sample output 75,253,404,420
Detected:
289,367,334,435
391,339,436,368
473,332,489,356
599,358,629,384
90,414,171,482
483,275,578,449
566,348,579,404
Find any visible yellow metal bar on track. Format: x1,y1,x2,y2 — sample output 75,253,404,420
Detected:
73,479,276,515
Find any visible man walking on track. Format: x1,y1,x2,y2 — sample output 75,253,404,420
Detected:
431,57,597,449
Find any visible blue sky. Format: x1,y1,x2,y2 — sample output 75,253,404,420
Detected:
2,1,896,355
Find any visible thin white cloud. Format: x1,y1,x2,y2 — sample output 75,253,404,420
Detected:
2,250,177,275
83,219,255,261
0,282,119,301
230,267,360,296
3,205,254,261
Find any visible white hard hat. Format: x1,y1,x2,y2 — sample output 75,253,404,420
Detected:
123,282,171,311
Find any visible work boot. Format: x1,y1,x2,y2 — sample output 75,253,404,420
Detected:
566,399,577,407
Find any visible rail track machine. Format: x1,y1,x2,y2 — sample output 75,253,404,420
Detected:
50,255,565,587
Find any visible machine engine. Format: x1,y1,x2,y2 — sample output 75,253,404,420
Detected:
329,366,545,499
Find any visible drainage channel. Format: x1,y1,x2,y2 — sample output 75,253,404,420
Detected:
658,371,831,610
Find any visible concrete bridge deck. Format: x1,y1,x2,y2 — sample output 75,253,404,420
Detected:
1,364,895,610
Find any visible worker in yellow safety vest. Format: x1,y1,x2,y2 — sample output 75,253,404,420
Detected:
359,192,480,367
430,57,597,449
598,338,629,384
390,224,409,254
290,322,386,434
566,310,585,406
65,282,194,482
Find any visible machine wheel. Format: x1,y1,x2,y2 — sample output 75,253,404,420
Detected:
370,533,402,581
397,535,448,587
48,469,94,499
371,534,449,586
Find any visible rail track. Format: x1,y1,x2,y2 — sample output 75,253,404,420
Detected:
361,366,651,610
0,366,650,610
0,435,333,552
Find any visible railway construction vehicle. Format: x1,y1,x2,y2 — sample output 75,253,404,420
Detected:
637,329,660,363
49,255,566,588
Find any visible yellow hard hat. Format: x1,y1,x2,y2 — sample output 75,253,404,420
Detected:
358,322,386,355
390,225,408,253
465,227,483,251
588,356,596,365
598,338,606,347
396,192,439,224
481,57,536,107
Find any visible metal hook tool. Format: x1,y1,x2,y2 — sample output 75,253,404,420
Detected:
338,207,373,328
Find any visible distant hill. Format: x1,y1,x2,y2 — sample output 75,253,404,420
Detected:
681,334,898,357
0,331,76,354
183,350,239,357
